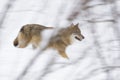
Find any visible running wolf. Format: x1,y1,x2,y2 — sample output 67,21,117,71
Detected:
13,23,84,59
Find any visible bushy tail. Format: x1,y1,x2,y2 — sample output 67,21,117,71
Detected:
45,27,54,29
13,37,18,47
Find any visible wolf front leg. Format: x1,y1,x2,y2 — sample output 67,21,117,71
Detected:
58,50,69,59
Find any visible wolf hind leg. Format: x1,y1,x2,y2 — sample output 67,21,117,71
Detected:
31,35,41,49
32,43,39,49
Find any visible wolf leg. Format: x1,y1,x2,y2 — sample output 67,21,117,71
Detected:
32,44,37,49
32,42,40,49
58,50,69,59
31,35,41,49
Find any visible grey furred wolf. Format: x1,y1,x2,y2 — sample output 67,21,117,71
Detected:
13,23,84,59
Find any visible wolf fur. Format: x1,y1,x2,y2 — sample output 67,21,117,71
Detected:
13,23,84,59
13,24,53,48
45,23,84,58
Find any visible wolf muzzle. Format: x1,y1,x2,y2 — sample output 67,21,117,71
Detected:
75,35,84,41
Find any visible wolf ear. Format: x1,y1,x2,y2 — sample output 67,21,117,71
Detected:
75,23,79,27
70,23,74,26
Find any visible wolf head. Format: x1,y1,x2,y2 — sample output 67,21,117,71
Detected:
69,23,84,41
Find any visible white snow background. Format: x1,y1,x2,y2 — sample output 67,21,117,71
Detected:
0,0,120,80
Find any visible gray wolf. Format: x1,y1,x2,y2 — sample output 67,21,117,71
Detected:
13,23,84,59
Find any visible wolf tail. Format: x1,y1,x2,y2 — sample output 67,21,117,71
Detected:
13,37,18,47
45,27,54,29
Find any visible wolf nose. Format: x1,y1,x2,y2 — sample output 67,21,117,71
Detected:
82,35,85,39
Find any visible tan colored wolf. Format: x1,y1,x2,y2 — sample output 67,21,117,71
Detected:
13,24,53,49
45,23,84,59
13,23,84,59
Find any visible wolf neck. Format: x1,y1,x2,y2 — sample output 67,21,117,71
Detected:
60,28,74,45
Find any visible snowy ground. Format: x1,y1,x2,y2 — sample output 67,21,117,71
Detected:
0,0,120,80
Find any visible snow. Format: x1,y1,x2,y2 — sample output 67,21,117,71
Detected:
0,0,120,80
